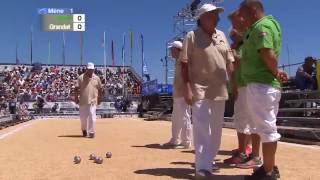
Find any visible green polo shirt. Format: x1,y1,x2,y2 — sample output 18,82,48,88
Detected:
239,15,282,88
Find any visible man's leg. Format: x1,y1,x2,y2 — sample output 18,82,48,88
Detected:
226,87,252,165
246,84,281,178
79,105,89,136
210,100,225,160
180,99,192,148
166,98,182,145
234,87,252,154
263,142,277,172
87,104,97,137
251,134,260,157
238,132,251,154
236,86,262,169
192,99,212,172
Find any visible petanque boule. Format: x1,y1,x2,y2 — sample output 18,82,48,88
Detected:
74,156,81,164
89,154,96,160
106,152,112,158
95,157,103,164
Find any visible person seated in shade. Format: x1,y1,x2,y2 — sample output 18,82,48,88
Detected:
295,56,317,90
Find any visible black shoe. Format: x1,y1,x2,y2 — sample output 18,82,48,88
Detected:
82,130,87,137
245,166,278,180
274,166,280,178
88,133,95,138
212,162,220,172
195,169,212,180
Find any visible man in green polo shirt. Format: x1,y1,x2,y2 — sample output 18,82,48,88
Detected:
238,0,286,179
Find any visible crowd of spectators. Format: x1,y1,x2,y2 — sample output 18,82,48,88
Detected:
0,64,141,116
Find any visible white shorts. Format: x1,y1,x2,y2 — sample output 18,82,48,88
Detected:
245,83,281,143
234,87,255,135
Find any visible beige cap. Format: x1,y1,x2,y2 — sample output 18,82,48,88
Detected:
195,3,224,20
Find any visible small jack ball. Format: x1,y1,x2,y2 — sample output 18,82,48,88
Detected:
74,156,81,164
95,157,103,164
89,154,96,160
106,152,112,158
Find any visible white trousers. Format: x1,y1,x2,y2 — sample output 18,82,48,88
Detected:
245,84,281,143
170,97,192,145
234,87,254,135
192,99,225,171
79,104,97,134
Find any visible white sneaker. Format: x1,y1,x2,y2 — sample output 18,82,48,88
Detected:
163,141,181,148
182,142,192,149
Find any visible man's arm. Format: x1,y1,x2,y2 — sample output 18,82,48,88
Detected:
180,32,194,105
259,48,288,83
97,78,103,104
226,60,234,77
181,62,193,105
259,48,278,77
297,67,312,79
74,78,81,104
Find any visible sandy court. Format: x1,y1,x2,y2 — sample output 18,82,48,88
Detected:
0,118,319,180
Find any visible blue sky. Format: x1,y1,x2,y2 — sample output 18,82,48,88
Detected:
0,0,319,84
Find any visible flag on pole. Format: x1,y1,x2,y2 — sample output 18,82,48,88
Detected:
111,40,115,66
130,31,133,66
30,25,33,64
103,31,107,82
143,61,150,81
16,43,19,64
80,32,84,65
143,62,149,75
122,33,126,67
62,32,66,65
121,33,126,96
48,40,51,65
140,34,144,77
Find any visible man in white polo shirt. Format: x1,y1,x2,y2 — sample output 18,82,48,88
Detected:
164,40,192,149
75,62,103,138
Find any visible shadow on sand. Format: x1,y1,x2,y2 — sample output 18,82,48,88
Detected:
134,167,245,180
58,135,84,138
131,143,179,150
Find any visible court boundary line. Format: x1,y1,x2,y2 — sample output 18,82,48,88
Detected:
0,121,37,140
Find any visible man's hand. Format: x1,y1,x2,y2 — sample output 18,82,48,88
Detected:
276,70,289,83
259,48,278,77
232,85,238,100
75,97,79,104
98,96,103,105
184,88,193,106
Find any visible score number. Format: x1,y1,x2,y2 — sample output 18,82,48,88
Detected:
73,14,85,32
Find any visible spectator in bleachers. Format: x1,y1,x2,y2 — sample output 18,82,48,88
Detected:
0,96,8,115
295,56,317,90
36,95,45,114
8,94,17,114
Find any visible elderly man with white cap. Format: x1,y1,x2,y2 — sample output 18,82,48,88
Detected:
74,62,103,138
163,40,192,149
180,3,234,178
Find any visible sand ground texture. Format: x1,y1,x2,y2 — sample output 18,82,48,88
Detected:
0,118,319,180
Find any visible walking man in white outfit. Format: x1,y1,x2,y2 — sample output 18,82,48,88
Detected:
180,3,234,179
75,62,103,138
164,41,192,149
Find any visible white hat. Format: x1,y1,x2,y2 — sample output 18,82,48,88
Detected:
195,3,224,20
87,62,95,70
168,41,183,49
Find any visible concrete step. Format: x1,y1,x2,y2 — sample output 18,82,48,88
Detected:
279,108,320,112
285,99,320,104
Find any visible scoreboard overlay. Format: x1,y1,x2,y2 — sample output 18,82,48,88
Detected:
39,8,85,32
